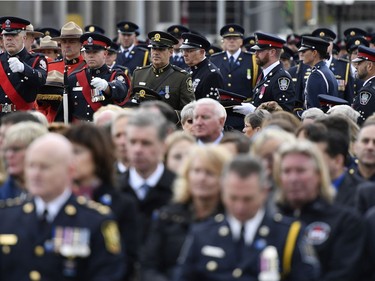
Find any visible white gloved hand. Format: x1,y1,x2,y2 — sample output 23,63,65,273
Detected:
90,77,108,91
233,102,257,115
8,57,24,73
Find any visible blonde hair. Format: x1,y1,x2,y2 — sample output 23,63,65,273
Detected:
165,131,196,161
273,140,335,204
173,144,232,203
4,121,48,148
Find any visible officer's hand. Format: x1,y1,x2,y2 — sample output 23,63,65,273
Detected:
233,102,256,115
8,57,24,73
90,77,108,91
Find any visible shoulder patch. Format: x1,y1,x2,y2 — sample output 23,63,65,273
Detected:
304,222,331,245
39,59,47,71
101,220,121,254
186,77,193,92
278,77,290,91
360,91,372,105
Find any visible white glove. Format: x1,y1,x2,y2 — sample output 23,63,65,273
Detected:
8,57,24,73
233,102,257,115
90,77,108,91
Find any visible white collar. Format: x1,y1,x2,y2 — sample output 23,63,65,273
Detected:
226,49,241,61
227,208,265,245
325,55,333,68
262,61,280,78
117,161,127,173
34,188,72,223
129,163,165,189
121,44,135,53
363,75,375,86
197,132,224,146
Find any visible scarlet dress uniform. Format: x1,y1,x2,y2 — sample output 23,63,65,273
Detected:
0,17,47,116
62,33,130,122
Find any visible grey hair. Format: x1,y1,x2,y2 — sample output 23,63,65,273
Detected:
194,98,227,119
181,101,197,124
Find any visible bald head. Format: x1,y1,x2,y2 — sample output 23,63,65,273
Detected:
25,133,74,202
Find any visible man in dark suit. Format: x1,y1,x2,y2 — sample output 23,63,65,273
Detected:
175,155,320,281
120,110,175,244
0,133,124,281
115,21,150,76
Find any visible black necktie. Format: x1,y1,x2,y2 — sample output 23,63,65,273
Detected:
236,225,246,261
39,208,50,233
229,56,235,68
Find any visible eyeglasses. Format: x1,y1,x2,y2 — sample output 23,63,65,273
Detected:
186,119,193,124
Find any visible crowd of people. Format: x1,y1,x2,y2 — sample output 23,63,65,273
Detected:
0,14,374,281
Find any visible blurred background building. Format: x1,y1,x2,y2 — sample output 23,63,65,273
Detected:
1,0,374,43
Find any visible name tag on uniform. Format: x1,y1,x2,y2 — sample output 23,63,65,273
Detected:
72,87,83,91
201,245,225,258
138,82,146,86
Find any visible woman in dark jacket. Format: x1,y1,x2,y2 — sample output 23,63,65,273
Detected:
64,123,138,281
141,145,232,281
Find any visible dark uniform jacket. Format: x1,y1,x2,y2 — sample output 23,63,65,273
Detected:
288,62,311,108
141,202,224,281
190,58,224,100
210,51,260,99
0,194,124,281
0,176,24,201
304,61,339,108
355,181,375,215
175,210,319,281
132,63,195,110
60,64,130,122
119,168,175,244
329,57,354,103
115,46,150,76
0,48,47,115
361,206,375,281
252,63,296,111
333,171,365,208
91,183,139,281
277,197,365,281
353,76,375,125
170,54,188,70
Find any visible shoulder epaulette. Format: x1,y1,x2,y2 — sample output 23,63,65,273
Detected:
0,196,25,208
171,64,188,73
76,196,111,215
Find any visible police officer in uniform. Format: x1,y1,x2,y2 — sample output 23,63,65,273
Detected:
50,21,87,76
167,24,190,70
62,33,130,122
176,155,319,281
0,133,124,281
298,36,338,108
132,31,195,111
0,16,48,116
210,24,260,99
115,21,149,76
244,32,295,112
180,32,224,100
312,28,354,104
352,45,375,124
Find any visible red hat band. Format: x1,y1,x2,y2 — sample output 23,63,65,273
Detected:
257,39,283,48
357,51,375,62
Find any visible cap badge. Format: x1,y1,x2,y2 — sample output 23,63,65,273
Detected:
88,37,93,45
5,19,10,28
154,33,161,42
350,31,355,36
184,38,189,43
124,24,129,30
173,27,179,33
89,26,95,32
209,49,214,54
139,89,146,98
290,35,295,41
250,39,255,44
45,31,50,36
355,40,360,46
319,31,325,37
229,27,234,33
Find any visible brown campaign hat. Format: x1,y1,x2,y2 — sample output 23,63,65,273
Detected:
26,24,43,38
36,70,64,101
52,21,83,41
32,36,60,52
